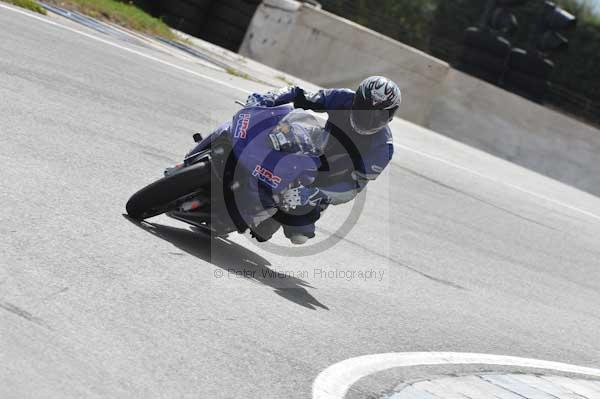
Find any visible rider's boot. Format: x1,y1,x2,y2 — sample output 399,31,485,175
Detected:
250,217,281,242
288,234,309,245
283,228,314,245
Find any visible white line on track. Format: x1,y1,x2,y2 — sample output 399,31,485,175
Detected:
0,2,251,94
312,352,600,399
393,143,600,222
2,3,600,222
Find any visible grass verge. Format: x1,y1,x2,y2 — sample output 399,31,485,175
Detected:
276,74,295,86
44,0,177,40
3,0,47,14
225,67,252,81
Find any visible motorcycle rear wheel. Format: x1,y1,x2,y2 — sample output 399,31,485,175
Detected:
126,161,211,220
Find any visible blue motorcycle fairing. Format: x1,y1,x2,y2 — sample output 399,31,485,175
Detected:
230,105,321,193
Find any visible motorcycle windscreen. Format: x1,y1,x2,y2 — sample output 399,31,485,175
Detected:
266,110,328,157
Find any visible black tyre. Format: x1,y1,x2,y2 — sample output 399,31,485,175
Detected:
126,161,211,220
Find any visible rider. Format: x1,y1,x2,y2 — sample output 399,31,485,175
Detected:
247,76,402,244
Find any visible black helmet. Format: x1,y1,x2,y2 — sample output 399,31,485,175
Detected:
350,76,402,135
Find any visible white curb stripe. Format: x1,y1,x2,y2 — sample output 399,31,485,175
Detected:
312,352,600,399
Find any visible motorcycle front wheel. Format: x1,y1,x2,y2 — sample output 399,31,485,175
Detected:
126,161,211,220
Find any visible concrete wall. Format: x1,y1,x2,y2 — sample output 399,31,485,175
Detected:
239,0,450,126
430,70,600,195
240,0,600,196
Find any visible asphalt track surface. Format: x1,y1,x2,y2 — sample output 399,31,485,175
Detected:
2,5,600,399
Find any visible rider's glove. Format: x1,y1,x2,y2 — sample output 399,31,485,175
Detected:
245,93,275,107
282,186,330,208
292,88,309,109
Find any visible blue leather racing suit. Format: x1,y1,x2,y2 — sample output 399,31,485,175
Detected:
244,86,395,240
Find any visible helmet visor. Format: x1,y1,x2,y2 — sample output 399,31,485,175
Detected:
350,109,390,135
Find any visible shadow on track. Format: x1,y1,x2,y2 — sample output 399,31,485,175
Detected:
123,215,328,310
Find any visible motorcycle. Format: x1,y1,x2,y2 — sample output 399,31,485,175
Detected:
126,104,327,240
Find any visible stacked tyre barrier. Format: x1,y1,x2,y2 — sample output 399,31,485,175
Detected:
133,0,261,51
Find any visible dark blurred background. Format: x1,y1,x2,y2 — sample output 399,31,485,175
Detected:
131,0,261,51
